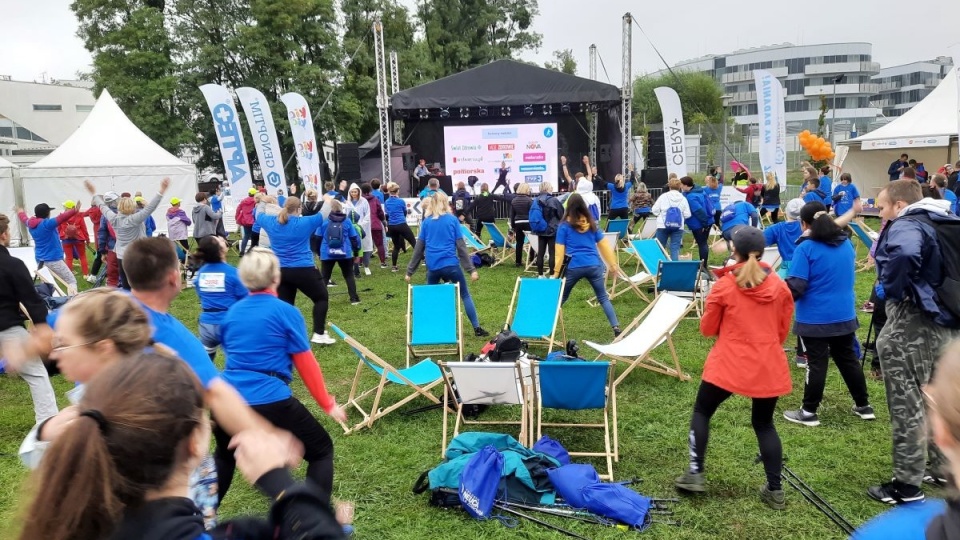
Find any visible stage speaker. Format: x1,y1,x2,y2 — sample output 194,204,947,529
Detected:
641,168,669,190
402,152,416,171
336,142,361,183
647,130,666,169
598,144,612,163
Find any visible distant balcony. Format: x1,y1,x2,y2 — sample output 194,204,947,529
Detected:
728,91,757,103
875,81,898,92
805,61,880,76
720,66,787,84
804,83,880,97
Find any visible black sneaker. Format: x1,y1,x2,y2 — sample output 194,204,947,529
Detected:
474,326,490,337
783,409,820,427
923,471,949,487
853,405,876,420
867,481,924,505
613,326,622,338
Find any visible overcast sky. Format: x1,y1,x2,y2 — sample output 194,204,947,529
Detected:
3,0,958,85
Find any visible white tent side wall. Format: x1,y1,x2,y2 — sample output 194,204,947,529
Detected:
0,161,19,244
840,144,958,201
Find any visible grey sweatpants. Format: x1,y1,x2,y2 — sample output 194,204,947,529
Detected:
0,326,59,423
42,259,77,293
876,299,959,486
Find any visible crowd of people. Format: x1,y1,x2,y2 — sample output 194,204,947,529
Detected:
3,155,960,538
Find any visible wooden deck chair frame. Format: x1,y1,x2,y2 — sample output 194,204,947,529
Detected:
532,361,618,476
605,218,631,248
36,266,68,297
329,324,444,435
588,233,649,306
406,283,463,367
524,232,540,273
440,361,529,455
482,222,515,267
459,223,491,254
849,220,877,272
585,293,693,385
655,260,705,318
504,276,566,353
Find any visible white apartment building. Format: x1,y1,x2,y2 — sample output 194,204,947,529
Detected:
0,77,96,164
871,57,954,118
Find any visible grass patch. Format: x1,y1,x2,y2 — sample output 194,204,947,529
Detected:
1,217,928,539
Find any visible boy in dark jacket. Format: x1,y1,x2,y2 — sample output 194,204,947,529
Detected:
680,176,713,271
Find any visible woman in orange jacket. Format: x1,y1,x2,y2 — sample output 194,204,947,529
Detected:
674,226,794,510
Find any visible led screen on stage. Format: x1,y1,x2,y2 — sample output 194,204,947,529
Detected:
443,123,558,193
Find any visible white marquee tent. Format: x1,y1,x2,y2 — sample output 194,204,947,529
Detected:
840,66,959,199
0,155,23,244
20,89,198,238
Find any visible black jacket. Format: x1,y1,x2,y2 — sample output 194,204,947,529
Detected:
468,193,498,222
761,184,781,207
108,469,344,540
510,194,533,225
0,245,47,332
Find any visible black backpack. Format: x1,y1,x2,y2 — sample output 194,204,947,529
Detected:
901,214,960,326
484,329,527,362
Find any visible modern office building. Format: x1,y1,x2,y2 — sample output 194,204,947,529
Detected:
0,76,96,164
871,57,954,119
651,42,884,134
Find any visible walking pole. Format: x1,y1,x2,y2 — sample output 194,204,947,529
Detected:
782,466,855,534
493,502,589,539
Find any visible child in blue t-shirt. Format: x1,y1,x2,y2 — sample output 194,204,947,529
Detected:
831,173,860,216
762,198,804,278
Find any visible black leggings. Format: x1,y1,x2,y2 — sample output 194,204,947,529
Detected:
513,222,531,265
213,396,335,505
688,380,782,490
760,207,781,223
536,235,556,276
799,333,870,413
177,239,190,252
320,259,359,302
474,216,495,237
608,207,630,220
278,266,328,335
389,223,417,266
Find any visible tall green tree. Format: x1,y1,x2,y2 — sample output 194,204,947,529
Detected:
71,0,192,154
544,49,577,75
631,71,724,134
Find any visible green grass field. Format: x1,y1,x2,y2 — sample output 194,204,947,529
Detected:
1,217,932,539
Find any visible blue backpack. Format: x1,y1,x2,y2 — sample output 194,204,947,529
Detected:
581,482,652,529
325,220,346,255
663,204,684,232
529,196,549,234
546,464,600,509
459,445,503,519
532,435,570,466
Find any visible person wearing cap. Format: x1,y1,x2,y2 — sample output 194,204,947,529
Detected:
85,178,168,290
94,192,120,286
165,196,192,252
134,196,157,238
717,199,759,251
17,202,79,295
58,200,91,278
782,201,874,428
236,188,258,256
675,226,793,510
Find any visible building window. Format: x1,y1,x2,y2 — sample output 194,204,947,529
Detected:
32,104,62,111
76,105,94,112
785,79,805,95
0,126,12,138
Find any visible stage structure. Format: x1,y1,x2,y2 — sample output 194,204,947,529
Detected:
373,16,392,188
389,59,622,195
588,44,598,167
621,13,633,181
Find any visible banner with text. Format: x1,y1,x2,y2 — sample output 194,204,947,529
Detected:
236,87,286,194
654,87,687,178
199,84,252,197
279,92,321,192
443,123,558,192
753,70,787,188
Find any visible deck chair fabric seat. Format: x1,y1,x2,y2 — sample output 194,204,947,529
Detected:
329,324,443,435
482,222,515,267
460,224,489,252
656,260,706,317
407,284,462,367
441,361,530,453
605,219,631,244
10,247,39,277
505,277,565,353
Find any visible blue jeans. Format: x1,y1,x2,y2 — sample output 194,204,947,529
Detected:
198,322,221,356
656,228,684,260
426,265,480,329
561,265,619,328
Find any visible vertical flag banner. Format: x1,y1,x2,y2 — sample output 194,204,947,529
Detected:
654,87,687,178
950,47,960,158
236,87,286,193
199,84,252,197
754,70,788,188
279,92,321,192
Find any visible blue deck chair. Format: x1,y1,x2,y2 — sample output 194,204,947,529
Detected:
656,260,705,317
329,323,443,434
482,222,515,267
849,221,878,271
460,224,489,254
406,284,463,367
504,277,565,353
632,238,670,276
534,361,617,478
605,218,631,246
588,232,649,306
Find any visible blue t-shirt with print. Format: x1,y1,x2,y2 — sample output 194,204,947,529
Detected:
193,262,249,325
788,239,856,325
763,221,802,262
832,183,860,216
556,221,603,269
418,213,462,270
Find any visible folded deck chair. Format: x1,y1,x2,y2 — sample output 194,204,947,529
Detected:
329,323,443,435
440,361,528,455
605,218,631,247
406,283,463,367
533,361,617,477
460,223,489,254
504,277,565,353
482,222,515,268
656,260,705,318
524,232,540,273
584,292,693,385
849,221,878,271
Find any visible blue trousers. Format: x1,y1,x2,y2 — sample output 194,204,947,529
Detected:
656,228,684,260
426,265,480,329
561,265,619,328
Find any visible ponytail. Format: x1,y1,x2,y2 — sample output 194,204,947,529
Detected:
278,198,301,225
734,252,766,289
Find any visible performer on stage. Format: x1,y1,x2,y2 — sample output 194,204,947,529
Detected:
414,159,430,182
493,161,512,194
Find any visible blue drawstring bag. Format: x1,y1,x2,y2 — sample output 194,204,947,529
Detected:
581,483,652,529
459,445,503,519
532,435,571,466
546,464,600,509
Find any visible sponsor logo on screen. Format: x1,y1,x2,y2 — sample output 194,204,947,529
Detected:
523,152,545,162
451,144,482,151
452,156,483,163
452,168,485,176
498,153,513,160
526,141,542,150
488,143,515,151
519,165,547,172
525,175,543,182
482,128,518,139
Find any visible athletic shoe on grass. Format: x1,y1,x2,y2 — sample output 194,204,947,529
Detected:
760,484,785,510
311,332,336,345
853,405,876,420
867,481,924,505
674,470,705,493
364,267,372,276
783,409,820,427
923,471,948,487
474,326,490,337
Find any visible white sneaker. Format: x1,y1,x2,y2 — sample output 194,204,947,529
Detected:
311,332,336,345
364,267,372,276
84,274,95,283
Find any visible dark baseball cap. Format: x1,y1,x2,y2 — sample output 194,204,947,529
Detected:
732,226,765,256
34,203,54,217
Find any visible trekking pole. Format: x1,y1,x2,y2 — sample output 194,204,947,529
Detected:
780,471,853,536
782,466,855,535
493,502,589,539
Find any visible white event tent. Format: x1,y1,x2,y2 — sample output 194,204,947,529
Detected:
0,155,24,244
20,89,198,238
840,66,959,199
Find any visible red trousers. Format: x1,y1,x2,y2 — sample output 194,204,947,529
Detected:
372,229,386,264
62,241,89,275
106,250,119,288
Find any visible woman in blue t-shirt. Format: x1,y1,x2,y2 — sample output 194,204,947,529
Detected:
553,193,622,337
385,183,417,271
405,192,489,337
217,248,348,506
782,202,874,427
318,200,362,305
191,235,249,360
607,173,633,220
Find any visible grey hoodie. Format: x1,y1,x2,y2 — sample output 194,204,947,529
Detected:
192,203,222,238
95,192,161,259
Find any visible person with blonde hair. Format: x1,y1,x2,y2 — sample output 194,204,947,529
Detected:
607,173,633,220
509,183,534,266
318,199,362,304
629,181,654,232
651,177,692,260
760,172,782,223
384,182,417,271
675,227,793,509
406,192,488,337
86,178,168,290
255,196,333,344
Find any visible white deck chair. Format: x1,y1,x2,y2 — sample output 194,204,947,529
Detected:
36,266,68,297
584,293,693,387
639,218,658,239
440,361,529,455
760,247,782,272
524,232,540,272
